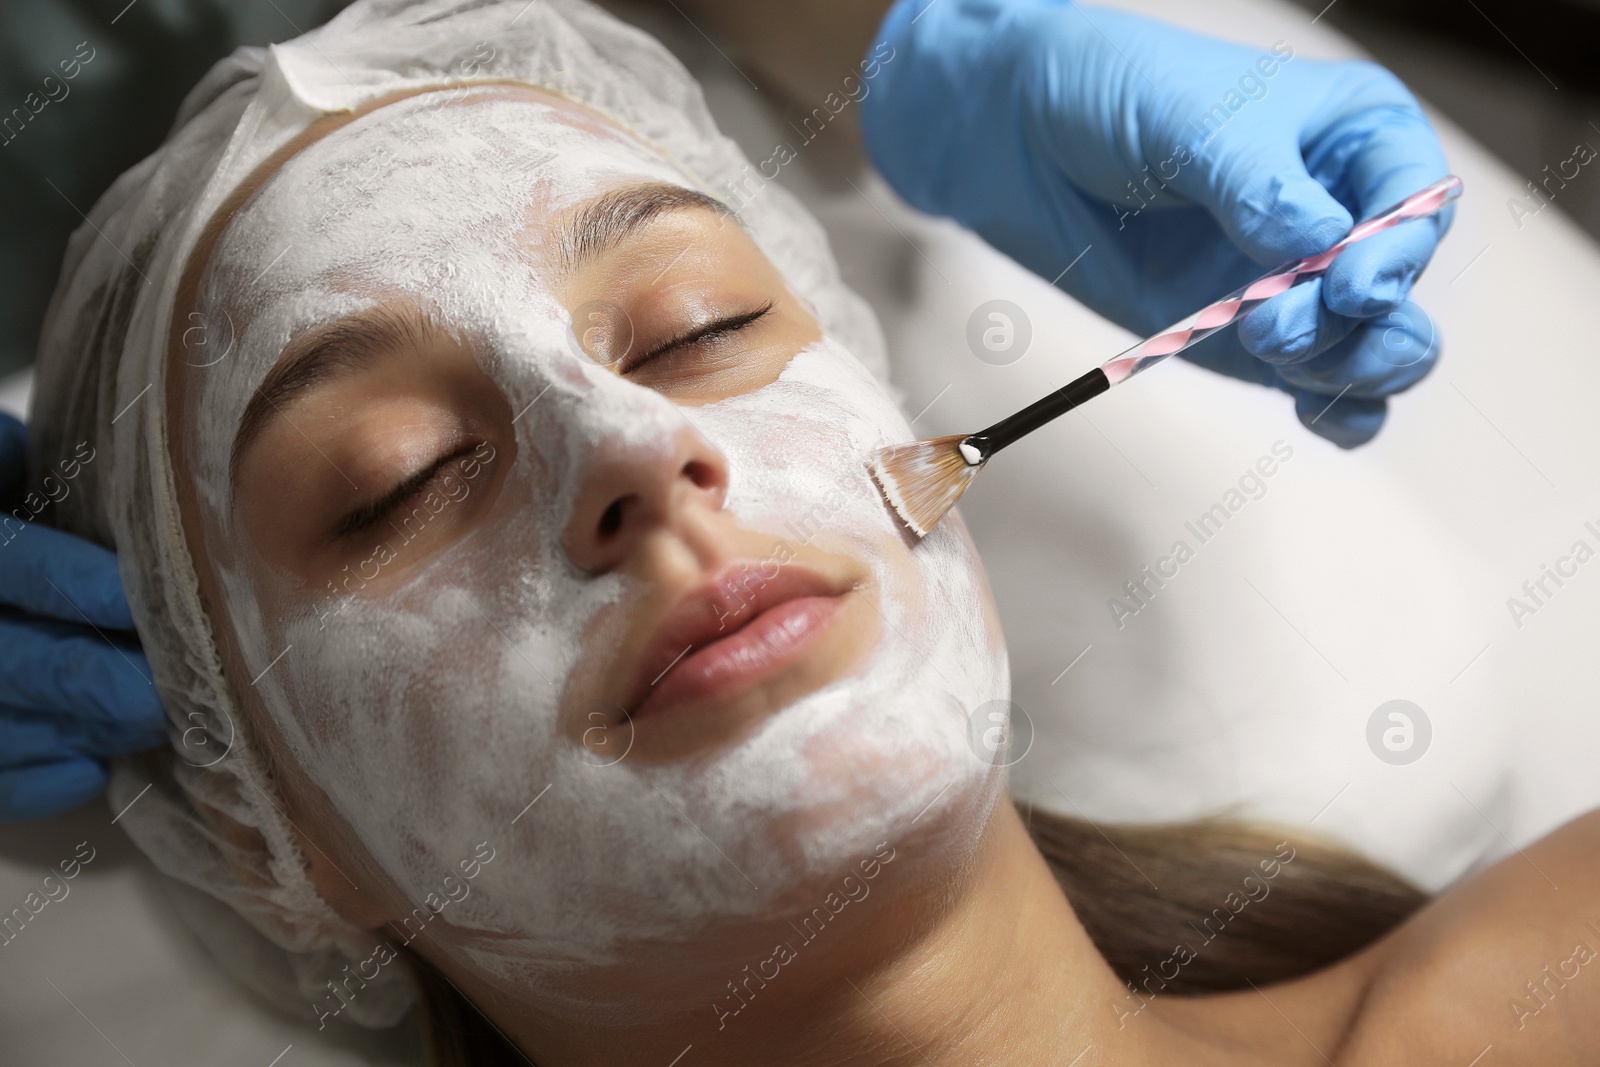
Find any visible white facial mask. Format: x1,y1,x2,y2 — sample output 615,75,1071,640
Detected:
188,89,1009,1023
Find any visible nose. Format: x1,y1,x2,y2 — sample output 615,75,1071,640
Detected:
562,425,729,574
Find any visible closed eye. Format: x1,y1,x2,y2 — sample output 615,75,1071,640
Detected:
622,302,775,376
334,441,480,539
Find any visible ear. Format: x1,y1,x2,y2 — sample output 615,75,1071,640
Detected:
290,818,399,931
271,756,412,932
190,763,405,934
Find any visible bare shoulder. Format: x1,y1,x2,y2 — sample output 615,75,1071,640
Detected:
1335,809,1600,1065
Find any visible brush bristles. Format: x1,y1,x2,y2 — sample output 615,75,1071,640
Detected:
870,434,984,537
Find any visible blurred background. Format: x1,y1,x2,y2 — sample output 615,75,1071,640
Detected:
1288,0,1600,228
3,0,1599,379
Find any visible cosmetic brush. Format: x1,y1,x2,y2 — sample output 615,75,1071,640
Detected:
872,174,1464,537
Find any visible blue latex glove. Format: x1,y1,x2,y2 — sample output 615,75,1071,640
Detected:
862,0,1454,447
0,412,165,820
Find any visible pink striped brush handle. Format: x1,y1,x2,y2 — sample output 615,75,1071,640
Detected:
1100,175,1463,386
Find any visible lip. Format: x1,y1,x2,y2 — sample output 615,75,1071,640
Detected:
623,563,851,724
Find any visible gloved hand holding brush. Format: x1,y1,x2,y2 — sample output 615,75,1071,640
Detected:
862,0,1454,448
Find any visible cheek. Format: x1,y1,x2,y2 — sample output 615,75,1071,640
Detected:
249,567,632,929
238,454,614,901
695,340,910,543
693,340,961,648
692,338,1008,800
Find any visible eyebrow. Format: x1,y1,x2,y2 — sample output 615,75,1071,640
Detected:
231,303,441,487
230,183,729,485
560,182,730,274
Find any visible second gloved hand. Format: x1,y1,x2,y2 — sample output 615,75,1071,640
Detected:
0,412,165,821
861,0,1454,447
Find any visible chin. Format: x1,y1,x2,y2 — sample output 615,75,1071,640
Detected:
707,609,1009,902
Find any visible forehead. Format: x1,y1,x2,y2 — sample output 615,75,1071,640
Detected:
201,86,695,323
174,87,706,517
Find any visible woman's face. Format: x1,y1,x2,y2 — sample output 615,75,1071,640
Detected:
168,85,1008,1021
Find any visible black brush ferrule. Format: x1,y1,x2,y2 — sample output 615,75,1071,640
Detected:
964,367,1111,461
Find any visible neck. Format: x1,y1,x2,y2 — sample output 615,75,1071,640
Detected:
760,799,1138,1067
452,798,1375,1065
456,798,1165,1065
